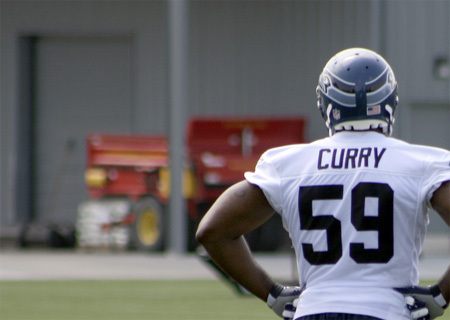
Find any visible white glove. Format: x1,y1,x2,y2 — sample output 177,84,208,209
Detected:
267,283,302,318
396,285,448,319
282,297,299,320
404,295,431,320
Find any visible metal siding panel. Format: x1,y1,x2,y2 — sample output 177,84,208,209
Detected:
35,37,133,225
383,0,450,144
410,103,450,150
410,103,450,234
133,2,168,135
385,1,449,103
8,0,449,231
1,1,167,228
189,0,373,140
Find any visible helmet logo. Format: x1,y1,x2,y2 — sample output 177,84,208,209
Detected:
367,104,381,116
320,75,331,93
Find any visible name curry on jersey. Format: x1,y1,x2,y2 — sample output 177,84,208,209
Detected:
317,147,386,170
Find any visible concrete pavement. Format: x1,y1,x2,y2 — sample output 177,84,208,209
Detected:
0,250,448,281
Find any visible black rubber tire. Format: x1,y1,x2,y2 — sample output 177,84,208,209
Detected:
129,197,165,251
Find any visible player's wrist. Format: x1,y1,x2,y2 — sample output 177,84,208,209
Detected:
266,283,284,307
430,284,448,309
266,283,303,318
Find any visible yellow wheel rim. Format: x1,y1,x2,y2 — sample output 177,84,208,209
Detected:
137,209,160,246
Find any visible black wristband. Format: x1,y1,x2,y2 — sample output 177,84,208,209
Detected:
269,283,284,299
430,285,449,309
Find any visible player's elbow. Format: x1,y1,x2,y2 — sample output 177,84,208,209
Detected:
195,220,218,246
195,225,208,245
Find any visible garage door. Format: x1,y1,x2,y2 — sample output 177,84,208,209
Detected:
34,36,133,226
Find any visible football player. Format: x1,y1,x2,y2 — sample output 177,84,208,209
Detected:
196,48,450,320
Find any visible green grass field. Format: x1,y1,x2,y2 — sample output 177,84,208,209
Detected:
0,280,449,320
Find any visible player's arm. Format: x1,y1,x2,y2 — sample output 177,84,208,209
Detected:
195,180,276,301
430,180,450,304
397,181,450,319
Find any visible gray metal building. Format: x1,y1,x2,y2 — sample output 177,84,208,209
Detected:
1,0,449,242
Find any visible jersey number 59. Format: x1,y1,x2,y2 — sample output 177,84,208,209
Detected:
299,182,394,265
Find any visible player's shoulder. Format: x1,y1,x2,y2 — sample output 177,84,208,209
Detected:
261,139,326,162
409,143,450,155
389,137,450,159
260,143,306,163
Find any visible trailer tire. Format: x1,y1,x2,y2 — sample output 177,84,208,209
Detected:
129,197,165,251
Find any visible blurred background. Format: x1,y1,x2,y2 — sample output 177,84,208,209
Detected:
0,0,449,255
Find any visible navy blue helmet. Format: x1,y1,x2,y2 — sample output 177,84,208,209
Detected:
316,48,398,136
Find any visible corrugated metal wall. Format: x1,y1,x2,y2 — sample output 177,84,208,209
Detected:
0,0,376,227
0,1,169,227
384,1,450,234
386,0,450,103
189,0,374,140
384,1,450,142
1,1,449,230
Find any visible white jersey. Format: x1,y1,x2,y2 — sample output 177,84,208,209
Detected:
245,131,450,319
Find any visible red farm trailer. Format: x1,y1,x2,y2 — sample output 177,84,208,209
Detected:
78,117,306,251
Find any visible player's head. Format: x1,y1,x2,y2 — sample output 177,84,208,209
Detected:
316,48,398,136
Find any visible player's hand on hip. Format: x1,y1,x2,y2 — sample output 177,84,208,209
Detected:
282,297,299,320
396,285,448,319
405,295,431,320
267,283,303,318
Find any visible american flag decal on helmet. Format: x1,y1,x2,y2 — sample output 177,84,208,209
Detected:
367,105,381,116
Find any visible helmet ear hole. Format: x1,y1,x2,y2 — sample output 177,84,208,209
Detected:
316,87,327,120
